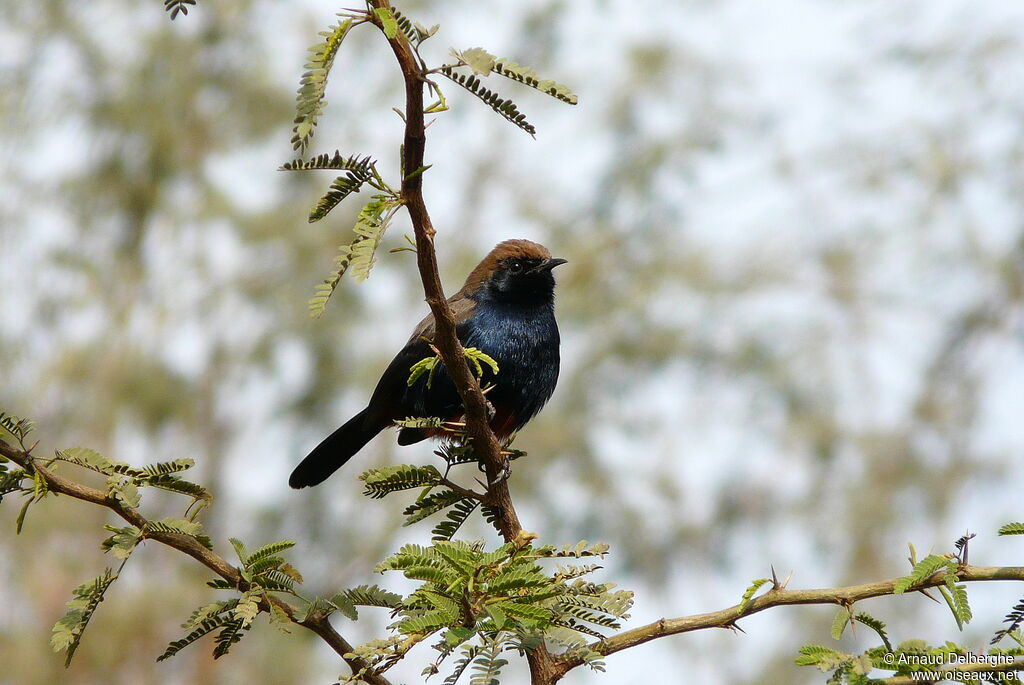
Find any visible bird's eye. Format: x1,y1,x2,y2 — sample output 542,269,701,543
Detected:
508,260,524,274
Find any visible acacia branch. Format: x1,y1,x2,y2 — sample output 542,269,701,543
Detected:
367,1,522,543
553,565,1024,678
365,5,563,682
0,441,392,685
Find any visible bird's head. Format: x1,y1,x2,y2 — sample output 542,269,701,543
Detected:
464,239,567,303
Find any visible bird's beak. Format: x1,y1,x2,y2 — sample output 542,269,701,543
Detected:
534,257,567,273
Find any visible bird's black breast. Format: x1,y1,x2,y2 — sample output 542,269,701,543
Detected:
403,297,560,431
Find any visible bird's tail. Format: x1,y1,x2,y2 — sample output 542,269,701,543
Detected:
289,408,385,488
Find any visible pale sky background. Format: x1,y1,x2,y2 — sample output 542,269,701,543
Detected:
2,1,1024,684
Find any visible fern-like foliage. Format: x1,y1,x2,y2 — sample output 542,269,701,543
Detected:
163,0,196,20
342,584,404,609
347,537,630,681
447,47,578,106
431,498,480,541
993,597,1024,645
360,464,443,498
999,522,1024,536
308,196,400,317
739,577,770,613
408,346,499,389
439,66,536,137
158,611,235,661
299,155,376,223
941,578,972,629
403,489,468,526
0,417,30,501
143,517,213,550
160,537,306,662
281,151,374,173
794,644,854,672
0,410,34,447
390,7,439,46
292,18,355,152
51,448,210,513
892,554,950,594
492,58,578,104
51,567,123,666
854,612,892,651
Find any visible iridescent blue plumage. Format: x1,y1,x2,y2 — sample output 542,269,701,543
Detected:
290,239,565,488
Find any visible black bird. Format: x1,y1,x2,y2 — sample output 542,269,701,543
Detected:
290,239,566,488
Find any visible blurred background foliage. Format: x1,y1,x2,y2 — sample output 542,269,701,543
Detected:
2,0,1024,683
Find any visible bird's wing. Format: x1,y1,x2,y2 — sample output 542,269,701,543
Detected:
405,291,476,345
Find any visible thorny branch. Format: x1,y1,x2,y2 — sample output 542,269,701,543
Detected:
365,3,560,681
552,564,1024,678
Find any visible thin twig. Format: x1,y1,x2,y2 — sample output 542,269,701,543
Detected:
0,441,392,685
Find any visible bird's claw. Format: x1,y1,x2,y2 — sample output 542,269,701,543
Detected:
489,460,512,486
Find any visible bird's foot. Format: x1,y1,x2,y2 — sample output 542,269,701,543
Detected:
489,459,512,487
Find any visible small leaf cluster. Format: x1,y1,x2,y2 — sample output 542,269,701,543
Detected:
286,2,577,317
0,413,33,509
408,346,499,390
360,463,484,540
308,195,404,317
51,446,211,518
338,537,629,682
50,568,123,667
891,544,972,629
162,0,196,20
292,17,356,152
159,538,303,661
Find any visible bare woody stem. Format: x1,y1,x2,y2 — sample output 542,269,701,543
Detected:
0,442,393,685
552,565,1024,678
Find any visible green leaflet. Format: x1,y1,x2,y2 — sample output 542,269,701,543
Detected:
51,567,122,666
342,584,403,609
794,644,851,671
306,158,377,223
163,0,196,20
440,66,536,137
431,498,480,541
492,59,578,104
468,638,507,685
853,612,891,651
0,411,34,446
292,18,355,152
347,537,631,681
403,490,468,526
360,464,442,498
739,577,770,613
373,7,398,39
308,196,400,318
144,517,213,550
244,539,297,566
831,607,850,640
407,346,499,389
893,554,950,594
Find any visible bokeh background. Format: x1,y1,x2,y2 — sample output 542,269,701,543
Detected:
3,0,1024,683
